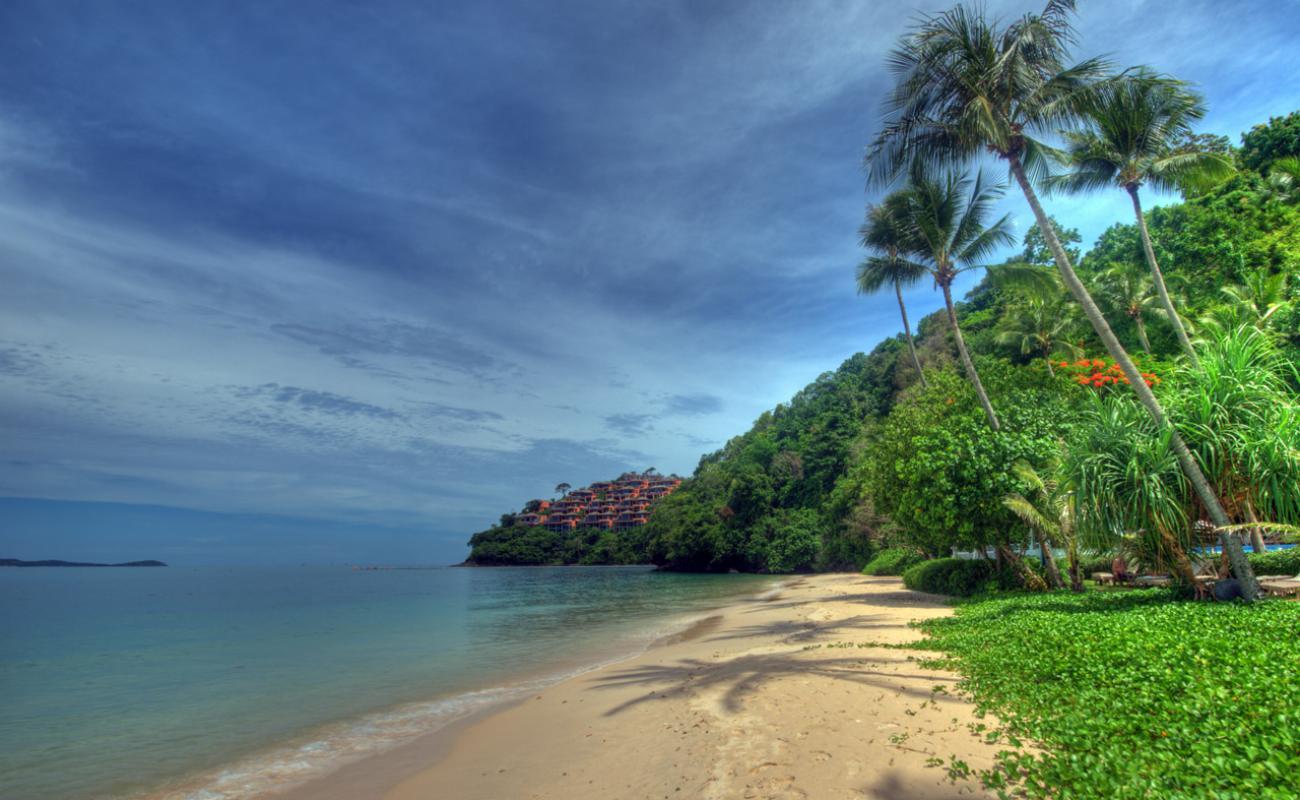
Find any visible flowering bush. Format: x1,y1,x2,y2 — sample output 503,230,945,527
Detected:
1058,358,1160,389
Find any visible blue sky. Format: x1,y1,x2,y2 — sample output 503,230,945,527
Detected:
2,0,1298,565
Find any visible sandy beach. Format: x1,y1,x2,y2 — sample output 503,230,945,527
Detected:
285,574,1004,800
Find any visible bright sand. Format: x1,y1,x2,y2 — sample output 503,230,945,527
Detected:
286,574,1004,799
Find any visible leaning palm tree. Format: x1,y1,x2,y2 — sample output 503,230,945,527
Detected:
865,0,1260,597
1096,263,1158,354
1004,458,1082,591
1048,72,1235,366
857,192,931,387
902,167,1015,430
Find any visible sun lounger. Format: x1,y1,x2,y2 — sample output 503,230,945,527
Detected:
1134,575,1171,587
1258,577,1300,597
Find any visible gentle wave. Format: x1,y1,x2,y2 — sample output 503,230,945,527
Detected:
127,598,772,800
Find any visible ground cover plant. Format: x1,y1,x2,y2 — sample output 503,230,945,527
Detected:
913,590,1300,799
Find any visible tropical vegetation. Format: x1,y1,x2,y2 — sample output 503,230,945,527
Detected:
468,3,1299,595
911,590,1300,798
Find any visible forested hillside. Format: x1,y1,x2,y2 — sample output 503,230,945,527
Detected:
466,109,1300,575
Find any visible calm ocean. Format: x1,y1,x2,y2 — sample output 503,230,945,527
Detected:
0,565,775,800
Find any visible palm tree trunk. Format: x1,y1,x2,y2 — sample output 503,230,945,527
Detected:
1039,536,1064,589
940,281,999,430
996,543,1047,591
1007,156,1259,600
895,278,927,387
1129,186,1199,367
1043,355,1055,377
1067,539,1084,593
1245,501,1268,554
1133,315,1152,354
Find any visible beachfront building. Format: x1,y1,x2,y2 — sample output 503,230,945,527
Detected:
511,472,681,532
545,513,580,533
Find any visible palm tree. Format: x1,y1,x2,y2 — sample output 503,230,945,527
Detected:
1264,156,1300,204
902,168,1016,430
1004,458,1083,591
1204,269,1291,331
865,0,1260,598
994,292,1082,375
1048,72,1234,366
857,192,931,387
1097,263,1158,354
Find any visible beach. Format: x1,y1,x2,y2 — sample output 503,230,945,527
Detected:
289,574,1004,800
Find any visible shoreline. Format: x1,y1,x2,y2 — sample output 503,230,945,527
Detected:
126,573,779,800
282,574,1006,800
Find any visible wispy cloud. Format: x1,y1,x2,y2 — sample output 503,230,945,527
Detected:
0,0,1295,561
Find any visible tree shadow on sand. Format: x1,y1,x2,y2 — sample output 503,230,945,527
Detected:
591,651,960,717
867,769,977,800
706,614,909,644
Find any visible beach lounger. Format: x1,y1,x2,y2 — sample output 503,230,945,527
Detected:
1258,576,1300,597
1134,575,1171,587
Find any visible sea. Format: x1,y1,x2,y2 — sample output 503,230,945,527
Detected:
0,565,776,800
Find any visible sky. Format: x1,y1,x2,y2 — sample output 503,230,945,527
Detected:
2,0,1298,565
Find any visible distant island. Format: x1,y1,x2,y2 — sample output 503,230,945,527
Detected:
1,558,167,567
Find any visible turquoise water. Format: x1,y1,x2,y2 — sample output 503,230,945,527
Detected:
0,565,775,800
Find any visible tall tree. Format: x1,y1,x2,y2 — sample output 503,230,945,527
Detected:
901,168,1016,430
865,0,1259,597
1020,217,1082,267
856,192,931,387
1097,263,1157,354
1049,71,1235,366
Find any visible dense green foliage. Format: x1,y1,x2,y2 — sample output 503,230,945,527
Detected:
1239,111,1300,173
901,557,1011,597
867,365,1068,556
914,590,1300,798
468,99,1299,575
465,525,645,566
861,547,924,576
1248,547,1300,577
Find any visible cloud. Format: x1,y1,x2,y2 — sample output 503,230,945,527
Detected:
235,383,405,420
604,413,656,437
420,402,505,423
269,321,518,382
1,0,1296,562
662,392,723,416
0,346,44,376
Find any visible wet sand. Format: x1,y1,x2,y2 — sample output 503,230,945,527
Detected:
286,573,1003,800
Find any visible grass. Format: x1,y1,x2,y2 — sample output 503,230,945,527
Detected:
911,589,1300,799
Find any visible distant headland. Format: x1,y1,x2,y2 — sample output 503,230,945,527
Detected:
463,470,683,566
1,558,167,567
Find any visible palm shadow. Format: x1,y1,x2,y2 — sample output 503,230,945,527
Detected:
706,614,909,644
591,651,960,717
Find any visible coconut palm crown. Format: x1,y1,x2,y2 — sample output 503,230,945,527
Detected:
902,167,1016,430
1048,72,1235,364
856,193,931,387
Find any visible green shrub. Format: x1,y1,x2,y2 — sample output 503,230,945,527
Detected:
902,557,999,597
1248,546,1300,576
862,547,924,576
